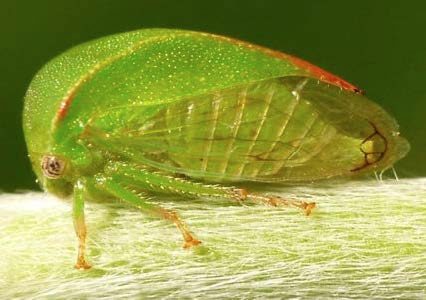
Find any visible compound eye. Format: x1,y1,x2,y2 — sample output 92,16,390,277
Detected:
41,155,66,179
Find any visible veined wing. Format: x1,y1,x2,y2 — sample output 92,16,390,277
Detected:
85,77,389,182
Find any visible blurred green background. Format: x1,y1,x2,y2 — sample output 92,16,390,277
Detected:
1,0,425,192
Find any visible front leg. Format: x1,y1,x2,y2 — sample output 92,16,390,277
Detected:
72,179,92,269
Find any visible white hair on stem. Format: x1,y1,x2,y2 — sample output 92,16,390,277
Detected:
1,178,425,298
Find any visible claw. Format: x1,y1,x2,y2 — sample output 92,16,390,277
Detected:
302,201,316,216
74,259,92,270
183,237,202,249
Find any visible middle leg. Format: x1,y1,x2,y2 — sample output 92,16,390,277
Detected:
96,174,201,248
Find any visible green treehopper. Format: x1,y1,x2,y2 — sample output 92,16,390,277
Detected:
23,29,409,269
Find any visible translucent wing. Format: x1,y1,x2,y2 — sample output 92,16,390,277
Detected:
85,76,399,182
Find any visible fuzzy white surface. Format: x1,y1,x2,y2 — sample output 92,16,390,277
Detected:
1,178,425,299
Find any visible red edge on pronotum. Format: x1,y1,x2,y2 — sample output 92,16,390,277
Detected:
55,91,75,124
285,54,365,94
54,32,365,125
208,33,365,94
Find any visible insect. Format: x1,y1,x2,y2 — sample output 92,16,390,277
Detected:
23,29,409,269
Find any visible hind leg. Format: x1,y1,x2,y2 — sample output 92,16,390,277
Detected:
107,162,316,215
239,190,316,216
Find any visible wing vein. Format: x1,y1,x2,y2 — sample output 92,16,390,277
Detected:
271,112,318,174
234,84,275,177
252,93,300,176
219,87,248,176
201,94,222,171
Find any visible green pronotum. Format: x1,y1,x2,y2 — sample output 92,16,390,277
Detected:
23,28,409,269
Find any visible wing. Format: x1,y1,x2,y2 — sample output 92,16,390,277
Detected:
84,76,397,182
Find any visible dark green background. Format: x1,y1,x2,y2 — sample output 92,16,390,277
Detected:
1,0,425,191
